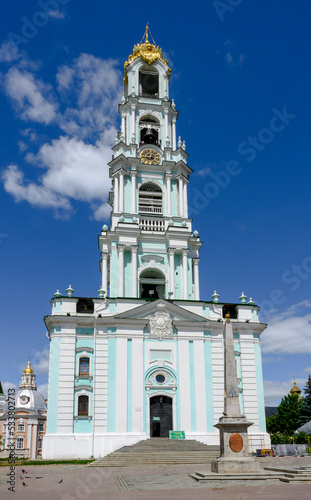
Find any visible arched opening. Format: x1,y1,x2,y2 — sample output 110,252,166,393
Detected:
139,67,159,97
139,116,160,146
150,395,173,437
139,182,163,214
139,268,165,299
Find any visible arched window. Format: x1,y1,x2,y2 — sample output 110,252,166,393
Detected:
139,268,165,299
79,357,90,376
139,117,160,146
139,183,162,214
78,395,89,416
16,437,24,449
139,68,159,97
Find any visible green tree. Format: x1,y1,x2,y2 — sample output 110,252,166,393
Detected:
266,393,301,434
298,374,311,427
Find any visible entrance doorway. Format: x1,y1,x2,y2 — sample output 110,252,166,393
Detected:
150,396,173,437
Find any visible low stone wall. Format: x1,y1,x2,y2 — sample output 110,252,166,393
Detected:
271,444,310,456
0,448,30,458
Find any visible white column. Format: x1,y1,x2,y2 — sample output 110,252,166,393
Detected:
118,244,125,297
31,422,38,459
193,258,200,300
131,170,137,214
114,174,119,213
182,249,188,300
131,245,138,297
121,114,126,141
178,175,184,218
183,179,188,218
173,388,177,430
131,103,136,141
166,173,172,216
27,423,32,457
164,109,169,146
172,118,176,150
146,388,150,437
119,170,124,213
168,248,175,299
101,252,108,295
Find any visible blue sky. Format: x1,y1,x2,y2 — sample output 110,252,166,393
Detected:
1,0,311,406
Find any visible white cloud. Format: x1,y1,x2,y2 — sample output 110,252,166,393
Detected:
3,67,57,124
57,54,122,138
2,381,18,397
0,41,20,63
261,301,311,354
37,383,48,399
2,132,114,220
33,349,50,374
264,378,305,406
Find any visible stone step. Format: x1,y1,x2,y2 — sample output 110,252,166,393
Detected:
88,438,220,467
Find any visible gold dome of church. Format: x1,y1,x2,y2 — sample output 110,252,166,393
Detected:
290,380,302,397
23,359,34,374
124,23,171,84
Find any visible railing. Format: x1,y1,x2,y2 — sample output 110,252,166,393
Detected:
140,218,165,231
139,205,162,214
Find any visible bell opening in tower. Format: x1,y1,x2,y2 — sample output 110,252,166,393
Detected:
139,182,163,214
140,116,160,146
139,69,159,97
139,268,165,299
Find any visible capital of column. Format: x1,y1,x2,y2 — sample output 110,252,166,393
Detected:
182,249,189,257
131,169,137,176
101,252,108,260
193,258,200,266
117,244,125,253
131,245,138,253
165,172,172,179
168,248,175,256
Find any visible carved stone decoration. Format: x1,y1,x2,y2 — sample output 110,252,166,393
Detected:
149,303,173,341
229,433,243,453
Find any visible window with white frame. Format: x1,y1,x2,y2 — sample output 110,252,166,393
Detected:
38,423,44,432
79,357,90,376
78,395,89,416
16,437,24,449
17,423,25,432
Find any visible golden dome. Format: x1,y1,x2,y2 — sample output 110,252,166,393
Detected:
124,23,171,84
290,380,302,396
24,359,34,374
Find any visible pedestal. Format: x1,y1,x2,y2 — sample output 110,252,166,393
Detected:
211,416,260,473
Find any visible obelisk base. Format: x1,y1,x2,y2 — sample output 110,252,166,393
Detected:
211,416,260,473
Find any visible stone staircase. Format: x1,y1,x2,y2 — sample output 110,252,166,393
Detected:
88,438,220,467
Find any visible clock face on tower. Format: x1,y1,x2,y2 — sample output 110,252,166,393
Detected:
140,149,161,165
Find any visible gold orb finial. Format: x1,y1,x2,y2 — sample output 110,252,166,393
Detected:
24,358,34,374
290,378,302,396
226,313,230,322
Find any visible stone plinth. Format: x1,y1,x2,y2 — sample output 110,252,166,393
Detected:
211,415,259,473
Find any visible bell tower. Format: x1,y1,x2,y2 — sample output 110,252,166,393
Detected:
98,25,202,300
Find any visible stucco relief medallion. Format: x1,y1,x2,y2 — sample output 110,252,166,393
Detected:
149,304,173,341
229,433,243,453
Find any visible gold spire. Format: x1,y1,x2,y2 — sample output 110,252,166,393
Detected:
123,24,171,84
24,358,34,374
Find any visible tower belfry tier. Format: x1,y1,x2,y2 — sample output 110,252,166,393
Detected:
99,25,202,300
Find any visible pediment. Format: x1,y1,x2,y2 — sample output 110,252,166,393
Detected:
114,299,206,322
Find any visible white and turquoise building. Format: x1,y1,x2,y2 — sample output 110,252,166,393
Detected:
42,28,269,459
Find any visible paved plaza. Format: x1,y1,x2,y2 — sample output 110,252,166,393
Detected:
1,457,311,499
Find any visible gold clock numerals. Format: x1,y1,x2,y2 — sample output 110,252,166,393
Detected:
140,149,161,165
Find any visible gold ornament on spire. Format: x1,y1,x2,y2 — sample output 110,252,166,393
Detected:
290,379,302,397
123,23,171,84
24,358,34,374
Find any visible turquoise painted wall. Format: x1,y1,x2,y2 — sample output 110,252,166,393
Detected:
110,242,118,297
76,328,94,335
52,301,62,312
124,176,131,213
171,179,178,216
47,336,60,433
254,340,266,432
76,338,94,349
107,337,116,432
204,337,214,431
73,390,93,433
189,341,196,432
124,250,132,297
174,253,181,299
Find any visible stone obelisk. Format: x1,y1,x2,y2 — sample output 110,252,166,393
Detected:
211,313,260,473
